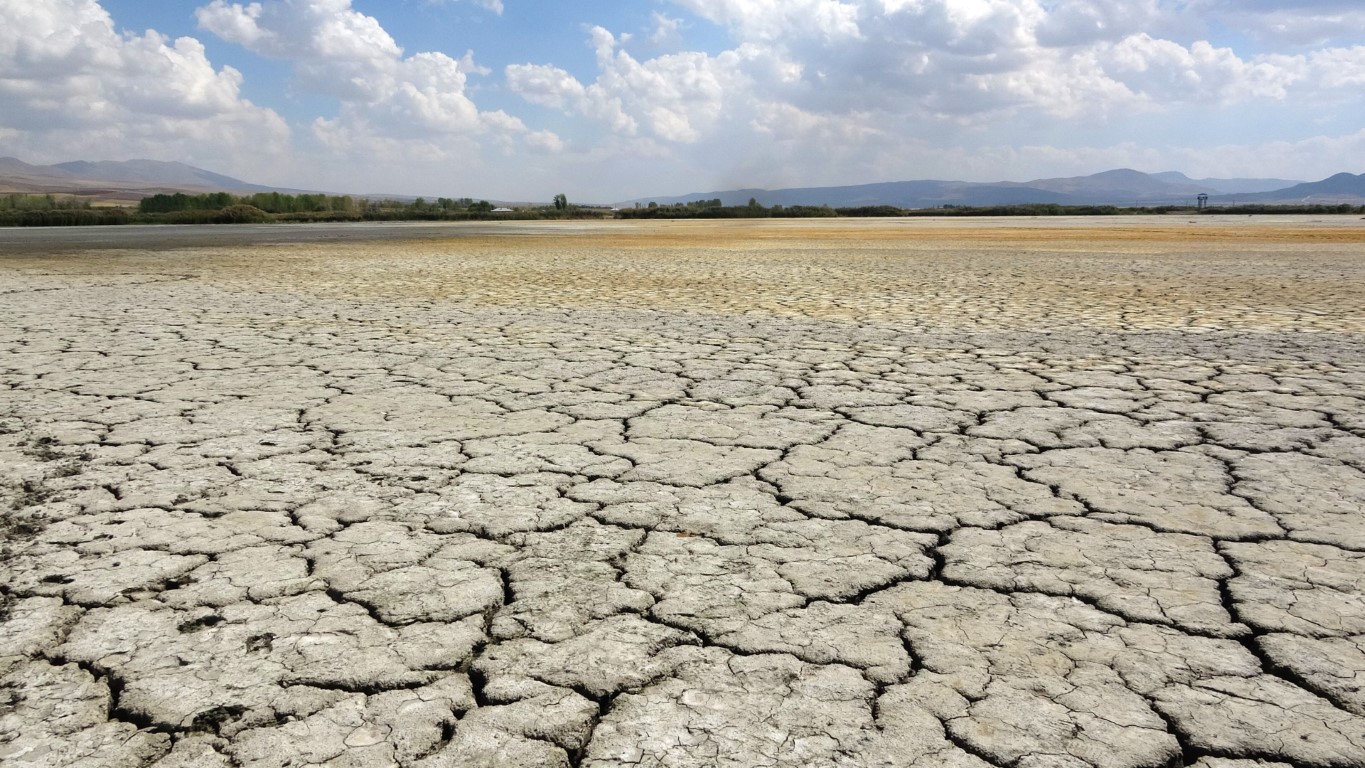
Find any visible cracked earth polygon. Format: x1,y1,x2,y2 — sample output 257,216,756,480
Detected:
2,217,1364,767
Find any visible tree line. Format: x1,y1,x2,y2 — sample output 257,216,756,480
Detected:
619,200,1365,219
139,191,353,214
2,191,1361,227
136,191,497,217
617,198,838,219
129,191,607,223
2,193,95,211
0,195,133,226
0,191,612,226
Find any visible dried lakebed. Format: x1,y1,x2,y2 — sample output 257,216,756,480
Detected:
2,217,1365,768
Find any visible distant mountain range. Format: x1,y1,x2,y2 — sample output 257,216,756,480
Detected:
623,169,1365,209
3,156,1363,209
1211,173,1365,205
0,157,288,204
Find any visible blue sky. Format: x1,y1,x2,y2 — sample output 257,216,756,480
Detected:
2,1,1363,201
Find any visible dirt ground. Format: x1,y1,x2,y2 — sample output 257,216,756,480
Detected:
3,217,1365,767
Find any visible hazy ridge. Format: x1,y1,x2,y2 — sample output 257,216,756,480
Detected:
623,169,1365,208
3,157,1364,209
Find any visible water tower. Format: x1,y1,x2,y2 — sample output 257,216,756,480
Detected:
1196,193,1209,210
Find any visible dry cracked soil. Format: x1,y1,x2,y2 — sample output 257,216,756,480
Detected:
2,216,1365,768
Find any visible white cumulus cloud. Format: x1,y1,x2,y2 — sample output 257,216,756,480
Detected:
197,0,556,154
495,0,1364,197
508,26,758,143
4,0,1361,200
592,1,1365,130
0,0,288,171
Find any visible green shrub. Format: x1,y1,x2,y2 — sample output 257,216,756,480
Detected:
214,205,270,223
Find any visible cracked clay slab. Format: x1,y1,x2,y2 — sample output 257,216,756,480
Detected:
2,218,1365,767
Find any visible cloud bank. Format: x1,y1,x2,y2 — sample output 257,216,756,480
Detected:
0,0,1361,198
196,0,560,163
0,0,288,173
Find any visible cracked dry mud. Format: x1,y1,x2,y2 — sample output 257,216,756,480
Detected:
2,216,1365,768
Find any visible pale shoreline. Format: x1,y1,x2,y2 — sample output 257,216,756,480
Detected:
3,212,1365,252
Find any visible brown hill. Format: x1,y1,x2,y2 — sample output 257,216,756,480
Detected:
0,157,286,205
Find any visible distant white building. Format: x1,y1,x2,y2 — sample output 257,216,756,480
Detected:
492,207,514,213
